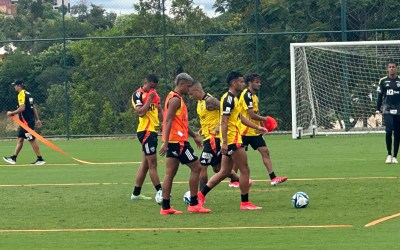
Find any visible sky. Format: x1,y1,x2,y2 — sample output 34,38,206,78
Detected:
69,0,218,17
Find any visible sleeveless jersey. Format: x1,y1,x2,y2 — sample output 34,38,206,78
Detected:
238,88,262,136
163,91,188,143
220,91,242,145
197,93,220,140
132,87,161,132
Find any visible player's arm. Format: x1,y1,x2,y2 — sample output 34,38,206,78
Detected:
7,104,25,116
159,97,180,156
243,90,267,122
376,80,384,113
240,114,267,134
133,91,155,117
205,96,220,111
189,128,202,149
33,105,42,128
157,103,163,126
247,108,267,122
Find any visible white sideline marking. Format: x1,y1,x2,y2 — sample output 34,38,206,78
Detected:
0,161,142,167
0,176,397,188
0,225,353,233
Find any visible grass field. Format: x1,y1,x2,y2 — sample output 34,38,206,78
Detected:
0,134,399,249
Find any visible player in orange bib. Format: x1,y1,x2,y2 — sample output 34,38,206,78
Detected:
158,73,211,215
198,71,267,210
130,74,163,201
238,73,287,186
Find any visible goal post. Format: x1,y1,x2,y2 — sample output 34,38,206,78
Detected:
290,40,400,139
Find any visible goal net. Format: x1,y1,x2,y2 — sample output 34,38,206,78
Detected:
290,40,400,139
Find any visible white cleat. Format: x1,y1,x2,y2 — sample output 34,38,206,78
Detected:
392,157,398,164
385,155,392,164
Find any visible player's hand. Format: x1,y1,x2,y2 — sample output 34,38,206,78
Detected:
194,135,203,149
220,143,228,155
36,119,42,128
197,128,202,137
6,111,14,116
148,92,156,101
256,126,268,135
159,142,168,156
213,125,220,135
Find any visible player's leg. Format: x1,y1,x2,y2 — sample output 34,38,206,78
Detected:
131,152,151,200
232,147,262,210
392,115,400,163
199,165,208,190
3,128,26,164
186,159,211,213
160,156,182,214
29,139,46,165
383,114,394,163
144,133,162,191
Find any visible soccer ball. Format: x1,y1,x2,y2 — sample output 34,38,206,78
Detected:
291,192,309,208
183,191,191,205
155,189,163,205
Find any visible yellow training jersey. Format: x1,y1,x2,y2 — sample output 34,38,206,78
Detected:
220,91,242,145
197,93,220,140
132,87,160,132
238,88,262,136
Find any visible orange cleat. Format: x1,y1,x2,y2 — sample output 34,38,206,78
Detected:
271,176,287,186
160,207,183,215
240,201,263,210
188,204,211,213
197,191,206,206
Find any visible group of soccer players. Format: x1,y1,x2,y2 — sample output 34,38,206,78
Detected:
130,71,287,215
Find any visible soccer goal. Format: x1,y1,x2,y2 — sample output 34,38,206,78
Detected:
290,40,400,139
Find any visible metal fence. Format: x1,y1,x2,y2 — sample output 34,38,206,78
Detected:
1,0,400,138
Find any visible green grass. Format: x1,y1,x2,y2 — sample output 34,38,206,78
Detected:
0,134,399,249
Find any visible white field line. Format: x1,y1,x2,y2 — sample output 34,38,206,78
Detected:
0,161,142,167
364,212,400,227
0,176,397,188
0,225,353,233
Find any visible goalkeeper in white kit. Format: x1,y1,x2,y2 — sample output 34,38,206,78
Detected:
376,62,400,164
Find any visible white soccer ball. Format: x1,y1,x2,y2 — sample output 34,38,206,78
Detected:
155,189,163,205
291,191,309,208
183,191,191,205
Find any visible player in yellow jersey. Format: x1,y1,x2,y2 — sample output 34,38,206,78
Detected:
238,73,287,186
188,81,243,190
130,74,163,201
198,71,267,210
3,80,45,165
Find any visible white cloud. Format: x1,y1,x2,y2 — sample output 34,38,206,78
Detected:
70,0,218,16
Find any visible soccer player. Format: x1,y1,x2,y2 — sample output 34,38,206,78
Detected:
376,62,400,164
158,73,211,215
3,80,45,165
130,74,163,201
198,71,267,210
238,73,287,186
188,81,243,190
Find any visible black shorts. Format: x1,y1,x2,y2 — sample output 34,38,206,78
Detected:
137,131,158,155
225,143,243,156
383,114,400,133
199,137,221,166
242,135,266,150
166,142,198,164
18,120,35,141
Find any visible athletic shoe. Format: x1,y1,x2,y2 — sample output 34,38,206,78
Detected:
240,201,263,210
197,191,206,206
160,207,183,215
31,159,46,165
385,155,392,164
228,181,239,188
3,156,16,165
229,179,253,188
188,204,211,213
130,194,152,201
271,176,288,186
392,157,398,164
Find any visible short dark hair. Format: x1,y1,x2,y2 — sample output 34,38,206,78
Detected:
11,79,24,86
146,74,159,84
226,71,243,85
388,62,398,67
245,73,260,84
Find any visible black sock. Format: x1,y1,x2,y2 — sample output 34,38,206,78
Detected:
133,186,141,196
162,199,170,210
154,184,162,191
11,155,17,160
386,132,393,156
241,193,249,202
190,195,199,206
201,185,212,196
269,172,276,180
228,174,239,182
37,156,43,161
